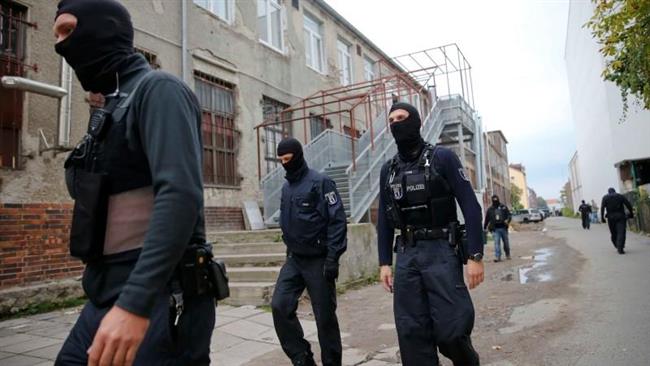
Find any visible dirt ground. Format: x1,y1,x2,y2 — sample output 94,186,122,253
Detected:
248,222,586,365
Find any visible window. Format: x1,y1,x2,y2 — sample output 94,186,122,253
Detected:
194,0,233,23
363,56,376,81
303,13,324,73
309,113,332,140
0,1,28,169
257,0,283,52
337,38,352,85
135,48,161,69
194,72,241,187
262,97,291,172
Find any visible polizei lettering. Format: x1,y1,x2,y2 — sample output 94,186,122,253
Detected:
406,183,425,192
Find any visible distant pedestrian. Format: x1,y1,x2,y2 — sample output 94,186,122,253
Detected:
601,188,634,254
483,195,512,262
578,200,592,230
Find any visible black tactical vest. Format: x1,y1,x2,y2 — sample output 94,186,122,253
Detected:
64,72,154,261
384,144,457,230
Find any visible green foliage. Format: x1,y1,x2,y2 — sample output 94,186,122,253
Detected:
0,296,86,320
511,184,524,211
561,207,577,218
586,0,650,118
536,197,549,209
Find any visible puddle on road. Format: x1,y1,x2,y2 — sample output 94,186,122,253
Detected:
519,248,554,284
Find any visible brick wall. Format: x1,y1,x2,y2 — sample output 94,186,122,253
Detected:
205,206,245,231
0,203,245,291
0,203,83,290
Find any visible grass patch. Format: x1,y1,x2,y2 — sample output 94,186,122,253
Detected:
336,273,380,295
258,305,272,313
0,296,86,321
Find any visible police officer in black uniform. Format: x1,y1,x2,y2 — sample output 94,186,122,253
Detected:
377,102,483,366
578,200,592,230
53,1,215,364
271,138,347,366
601,188,634,254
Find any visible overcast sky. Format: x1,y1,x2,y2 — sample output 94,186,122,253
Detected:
325,0,577,199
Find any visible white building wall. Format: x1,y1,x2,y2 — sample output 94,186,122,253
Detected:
565,0,650,206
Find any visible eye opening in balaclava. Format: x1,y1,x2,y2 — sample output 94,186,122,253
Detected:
277,138,307,182
389,102,423,159
491,195,500,206
55,0,134,94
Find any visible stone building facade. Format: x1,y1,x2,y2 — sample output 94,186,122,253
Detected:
484,130,510,207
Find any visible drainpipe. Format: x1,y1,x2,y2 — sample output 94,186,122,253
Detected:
181,0,188,83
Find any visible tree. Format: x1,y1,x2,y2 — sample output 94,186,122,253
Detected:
537,197,549,209
511,185,524,211
586,0,650,117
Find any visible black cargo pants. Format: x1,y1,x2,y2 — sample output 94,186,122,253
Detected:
394,238,480,366
271,254,342,366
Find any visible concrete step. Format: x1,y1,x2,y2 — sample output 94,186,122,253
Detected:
220,253,286,267
228,266,282,282
208,229,283,244
213,242,285,256
223,282,275,306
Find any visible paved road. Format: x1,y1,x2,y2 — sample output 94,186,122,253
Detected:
1,217,648,365
542,217,650,365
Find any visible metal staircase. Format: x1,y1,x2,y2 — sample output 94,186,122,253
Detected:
256,45,483,227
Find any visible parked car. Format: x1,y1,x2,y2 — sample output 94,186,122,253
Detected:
512,209,543,223
530,209,545,221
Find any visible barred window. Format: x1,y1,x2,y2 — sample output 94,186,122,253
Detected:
135,48,161,69
0,1,28,169
194,71,241,187
262,96,291,173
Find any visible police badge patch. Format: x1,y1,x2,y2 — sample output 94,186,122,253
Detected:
325,191,338,205
391,184,403,199
458,168,470,182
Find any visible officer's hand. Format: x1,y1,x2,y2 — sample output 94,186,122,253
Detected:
323,259,340,281
602,218,607,223
379,265,393,293
466,261,484,290
88,305,149,366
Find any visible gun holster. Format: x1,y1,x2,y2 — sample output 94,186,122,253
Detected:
176,242,230,302
67,168,109,262
450,222,469,264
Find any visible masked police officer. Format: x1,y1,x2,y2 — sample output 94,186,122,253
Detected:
377,102,483,366
601,187,634,254
53,1,215,365
271,138,347,366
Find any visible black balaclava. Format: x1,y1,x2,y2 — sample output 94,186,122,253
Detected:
492,195,500,207
389,102,424,160
608,187,616,194
277,138,308,183
55,0,134,94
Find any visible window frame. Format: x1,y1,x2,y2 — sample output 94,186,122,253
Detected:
194,71,241,188
303,12,325,74
257,0,285,54
193,0,235,24
261,96,291,173
363,55,376,81
337,38,352,86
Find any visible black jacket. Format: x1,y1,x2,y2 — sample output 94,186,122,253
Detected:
279,167,347,261
601,193,634,222
377,146,483,266
83,54,205,318
483,204,511,231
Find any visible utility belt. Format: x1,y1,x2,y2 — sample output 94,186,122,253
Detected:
395,222,469,264
396,226,450,248
169,241,230,328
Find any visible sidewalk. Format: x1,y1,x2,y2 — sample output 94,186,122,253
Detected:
0,300,400,366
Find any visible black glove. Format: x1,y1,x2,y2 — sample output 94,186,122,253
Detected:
602,218,607,223
323,259,339,281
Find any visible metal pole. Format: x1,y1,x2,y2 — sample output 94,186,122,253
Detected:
181,0,188,83
350,110,356,171
257,127,262,181
303,100,308,142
